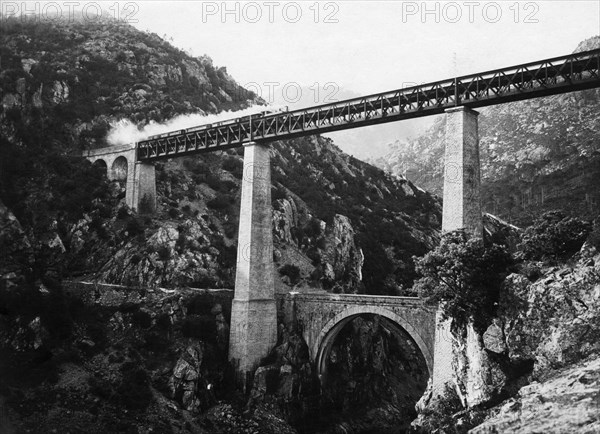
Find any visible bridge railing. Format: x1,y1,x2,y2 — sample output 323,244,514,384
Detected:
136,48,600,161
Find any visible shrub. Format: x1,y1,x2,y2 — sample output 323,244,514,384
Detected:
279,264,301,284
587,218,600,251
192,173,207,184
168,207,180,218
222,156,243,178
155,313,172,330
413,230,513,332
207,194,232,210
117,205,130,219
519,262,542,282
181,314,216,340
223,221,237,238
138,194,154,215
130,254,142,265
132,309,152,329
205,173,222,191
220,179,237,192
306,247,322,265
143,331,170,353
517,210,592,261
272,185,287,201
304,218,323,238
125,217,145,236
117,362,153,410
183,158,208,174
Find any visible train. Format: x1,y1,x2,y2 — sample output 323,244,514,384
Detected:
146,107,288,141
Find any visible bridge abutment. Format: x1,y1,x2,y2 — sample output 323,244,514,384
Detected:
228,142,278,391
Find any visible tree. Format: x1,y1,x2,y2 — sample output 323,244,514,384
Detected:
517,210,592,262
413,231,513,332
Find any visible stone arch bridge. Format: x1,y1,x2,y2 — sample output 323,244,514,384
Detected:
276,292,436,380
83,143,156,212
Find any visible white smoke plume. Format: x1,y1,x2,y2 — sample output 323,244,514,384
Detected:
106,105,285,146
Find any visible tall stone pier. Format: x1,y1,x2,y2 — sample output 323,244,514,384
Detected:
128,162,156,213
228,142,278,391
432,106,482,398
441,106,482,237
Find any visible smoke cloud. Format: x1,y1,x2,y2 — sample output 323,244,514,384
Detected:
106,106,285,146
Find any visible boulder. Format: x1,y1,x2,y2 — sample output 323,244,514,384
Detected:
170,343,204,411
483,320,507,354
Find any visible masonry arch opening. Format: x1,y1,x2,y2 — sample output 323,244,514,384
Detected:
314,310,430,430
92,159,108,177
111,156,128,181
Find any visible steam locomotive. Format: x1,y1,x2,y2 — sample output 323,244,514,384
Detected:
147,107,288,140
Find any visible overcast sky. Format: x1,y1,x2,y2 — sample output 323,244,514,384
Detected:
128,1,600,100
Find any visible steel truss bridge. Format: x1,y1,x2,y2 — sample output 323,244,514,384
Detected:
137,48,600,161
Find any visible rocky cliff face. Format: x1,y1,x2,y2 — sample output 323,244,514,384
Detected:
470,355,600,434
414,242,600,433
372,36,600,227
0,280,305,433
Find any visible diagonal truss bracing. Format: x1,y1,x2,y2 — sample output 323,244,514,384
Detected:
137,48,600,161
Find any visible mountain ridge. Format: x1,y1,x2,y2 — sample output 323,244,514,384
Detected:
372,36,600,227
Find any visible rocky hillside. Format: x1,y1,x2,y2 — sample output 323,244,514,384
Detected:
0,276,303,433
0,16,440,297
0,15,255,149
412,215,600,433
373,36,600,227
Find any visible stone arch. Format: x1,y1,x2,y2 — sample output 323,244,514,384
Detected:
111,156,128,181
314,305,434,383
92,158,108,176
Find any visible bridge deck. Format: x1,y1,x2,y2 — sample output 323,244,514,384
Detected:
136,48,600,161
282,291,427,307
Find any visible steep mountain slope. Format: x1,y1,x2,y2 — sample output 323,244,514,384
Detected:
373,36,600,227
89,136,439,294
0,17,440,295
